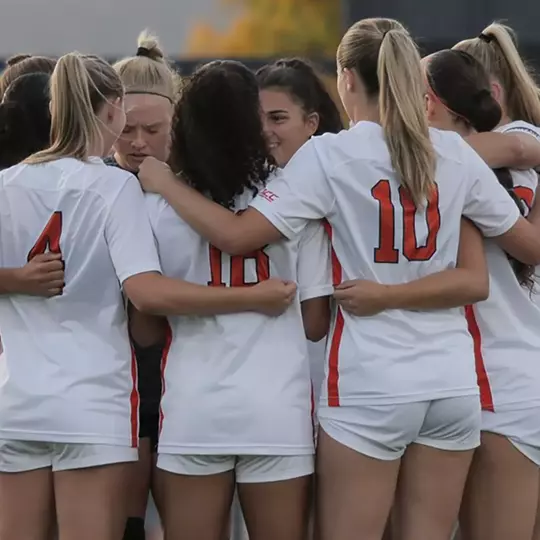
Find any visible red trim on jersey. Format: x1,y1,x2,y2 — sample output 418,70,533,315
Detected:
465,305,494,411
514,186,535,211
158,323,173,435
322,219,343,407
310,381,316,442
129,345,139,448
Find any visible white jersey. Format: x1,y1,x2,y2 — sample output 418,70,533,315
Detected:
0,157,161,446
250,121,521,406
466,121,540,411
145,184,333,455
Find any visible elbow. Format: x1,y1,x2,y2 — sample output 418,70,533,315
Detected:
129,294,160,315
306,325,328,343
468,278,490,304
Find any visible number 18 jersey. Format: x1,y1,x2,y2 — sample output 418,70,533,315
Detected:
145,184,333,455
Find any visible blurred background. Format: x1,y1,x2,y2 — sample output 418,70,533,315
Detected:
1,0,539,72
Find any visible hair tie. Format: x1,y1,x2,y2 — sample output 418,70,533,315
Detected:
478,33,493,43
382,30,390,40
136,47,151,58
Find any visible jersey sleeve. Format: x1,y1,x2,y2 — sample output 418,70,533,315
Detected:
296,221,334,302
500,120,540,141
462,142,521,237
250,139,336,240
105,175,162,284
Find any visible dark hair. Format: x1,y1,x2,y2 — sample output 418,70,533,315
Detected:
425,49,501,132
6,54,32,67
426,49,534,289
0,56,56,98
169,60,275,209
256,58,343,135
0,73,51,169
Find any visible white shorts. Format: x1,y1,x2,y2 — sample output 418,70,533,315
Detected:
482,408,540,466
318,396,481,460
157,454,314,483
0,440,138,473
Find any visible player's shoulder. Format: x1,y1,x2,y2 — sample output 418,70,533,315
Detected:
496,120,540,140
144,192,194,234
429,128,471,165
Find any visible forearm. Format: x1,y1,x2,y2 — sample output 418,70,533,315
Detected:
386,268,488,310
466,133,520,169
0,268,24,295
127,274,259,316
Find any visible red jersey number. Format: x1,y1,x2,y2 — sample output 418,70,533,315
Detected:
371,180,441,263
27,211,63,261
207,245,270,287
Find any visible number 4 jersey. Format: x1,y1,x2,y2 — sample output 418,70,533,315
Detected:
145,184,333,456
0,157,162,446
250,121,522,408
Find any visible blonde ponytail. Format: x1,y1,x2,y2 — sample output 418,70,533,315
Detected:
454,23,540,125
337,18,435,206
113,30,178,102
378,30,436,205
25,53,123,165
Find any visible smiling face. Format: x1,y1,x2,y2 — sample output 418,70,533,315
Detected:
113,93,173,172
259,88,319,167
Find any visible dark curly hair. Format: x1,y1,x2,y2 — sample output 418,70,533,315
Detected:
169,60,275,209
256,58,343,135
0,72,51,169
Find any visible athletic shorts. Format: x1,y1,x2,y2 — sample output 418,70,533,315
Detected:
0,440,138,473
318,395,481,460
482,407,540,467
133,341,163,451
157,454,314,483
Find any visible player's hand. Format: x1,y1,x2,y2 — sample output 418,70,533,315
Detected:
252,279,297,316
333,280,391,317
138,157,175,194
15,253,65,297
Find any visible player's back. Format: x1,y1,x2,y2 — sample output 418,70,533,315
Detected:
310,122,481,405
0,157,143,445
146,189,318,455
468,120,540,411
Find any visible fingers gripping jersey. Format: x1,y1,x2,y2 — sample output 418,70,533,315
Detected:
0,158,162,446
467,121,540,411
250,122,521,406
145,185,333,455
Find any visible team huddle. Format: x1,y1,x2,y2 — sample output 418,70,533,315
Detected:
0,14,539,540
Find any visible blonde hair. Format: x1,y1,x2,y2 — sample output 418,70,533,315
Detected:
25,53,123,165
113,30,178,102
454,23,540,125
337,18,436,206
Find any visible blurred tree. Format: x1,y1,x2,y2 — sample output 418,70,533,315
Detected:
186,0,341,58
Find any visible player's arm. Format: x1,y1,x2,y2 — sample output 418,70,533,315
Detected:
334,218,488,316
461,140,540,265
137,141,333,255
297,222,333,341
138,158,282,255
128,304,169,348
0,253,64,297
107,175,296,317
466,132,540,169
